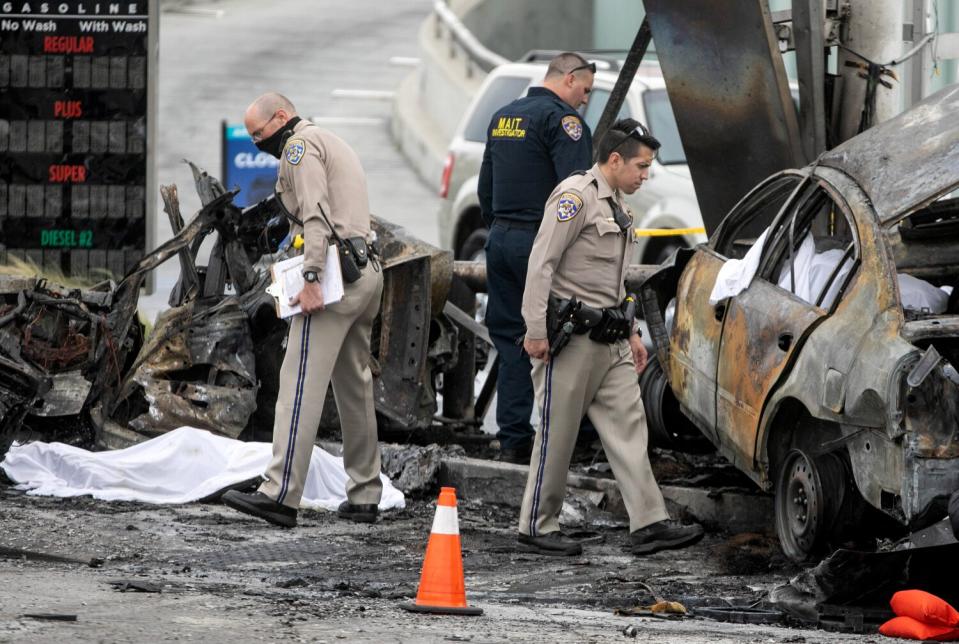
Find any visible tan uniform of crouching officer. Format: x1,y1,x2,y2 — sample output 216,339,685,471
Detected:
517,118,704,556
223,93,384,527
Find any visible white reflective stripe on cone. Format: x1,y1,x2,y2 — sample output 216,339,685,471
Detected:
430,505,459,535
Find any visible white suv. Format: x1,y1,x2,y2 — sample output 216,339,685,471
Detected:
436,59,706,264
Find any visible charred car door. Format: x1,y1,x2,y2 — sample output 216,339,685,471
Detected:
713,181,837,471
667,248,727,441
666,174,804,443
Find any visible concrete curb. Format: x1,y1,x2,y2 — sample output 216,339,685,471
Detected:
439,456,773,534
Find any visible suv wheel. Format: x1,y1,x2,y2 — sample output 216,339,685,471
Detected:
458,228,488,262
642,238,682,265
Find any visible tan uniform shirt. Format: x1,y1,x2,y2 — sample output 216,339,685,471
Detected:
275,119,371,278
522,163,635,340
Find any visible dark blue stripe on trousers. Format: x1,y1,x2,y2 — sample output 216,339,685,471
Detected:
277,315,311,504
529,359,553,536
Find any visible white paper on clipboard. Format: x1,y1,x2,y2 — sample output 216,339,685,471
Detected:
265,245,344,319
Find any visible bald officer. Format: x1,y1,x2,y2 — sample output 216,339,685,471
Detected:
223,92,384,527
517,119,704,556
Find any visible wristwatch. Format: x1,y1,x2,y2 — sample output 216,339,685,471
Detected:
303,270,319,283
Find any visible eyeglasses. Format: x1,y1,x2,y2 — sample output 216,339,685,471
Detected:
610,123,652,154
250,111,279,143
567,61,596,75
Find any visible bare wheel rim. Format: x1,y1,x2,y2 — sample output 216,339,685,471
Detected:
783,451,821,553
775,448,846,561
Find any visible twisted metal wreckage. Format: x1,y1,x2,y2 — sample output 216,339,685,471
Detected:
0,163,481,455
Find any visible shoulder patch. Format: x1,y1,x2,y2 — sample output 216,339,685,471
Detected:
561,115,583,141
284,139,306,165
556,192,583,222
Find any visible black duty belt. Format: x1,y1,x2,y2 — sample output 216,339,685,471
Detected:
545,294,639,357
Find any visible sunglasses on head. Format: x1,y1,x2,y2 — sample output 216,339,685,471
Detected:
610,123,653,154
567,61,597,75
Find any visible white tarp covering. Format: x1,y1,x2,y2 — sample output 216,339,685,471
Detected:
0,426,405,511
776,234,854,309
709,230,949,313
708,229,770,306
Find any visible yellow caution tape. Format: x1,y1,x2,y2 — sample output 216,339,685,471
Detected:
293,234,304,249
633,227,706,238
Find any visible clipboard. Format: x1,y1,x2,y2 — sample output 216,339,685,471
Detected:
265,245,344,318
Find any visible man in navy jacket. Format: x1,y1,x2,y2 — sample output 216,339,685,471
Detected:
478,52,595,463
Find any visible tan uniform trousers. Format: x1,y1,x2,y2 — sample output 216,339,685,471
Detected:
518,334,670,536
259,267,384,509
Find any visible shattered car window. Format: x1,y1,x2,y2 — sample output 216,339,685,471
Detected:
886,193,959,318
760,184,858,310
711,175,803,260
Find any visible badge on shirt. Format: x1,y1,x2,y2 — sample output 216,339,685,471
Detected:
285,139,306,165
556,192,583,222
561,115,583,141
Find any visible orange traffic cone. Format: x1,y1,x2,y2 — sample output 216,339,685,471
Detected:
400,487,483,616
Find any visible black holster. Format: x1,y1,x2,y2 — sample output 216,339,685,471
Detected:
336,237,368,284
587,294,638,344
546,295,603,357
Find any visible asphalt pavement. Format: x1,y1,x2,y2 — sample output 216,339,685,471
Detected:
0,488,868,643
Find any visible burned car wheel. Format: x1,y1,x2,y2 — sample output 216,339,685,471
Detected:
774,449,845,562
639,355,713,452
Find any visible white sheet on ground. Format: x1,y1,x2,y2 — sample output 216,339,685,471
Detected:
0,426,405,511
711,228,949,314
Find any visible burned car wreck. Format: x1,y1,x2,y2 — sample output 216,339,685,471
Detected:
0,273,144,453
0,162,473,456
640,85,959,561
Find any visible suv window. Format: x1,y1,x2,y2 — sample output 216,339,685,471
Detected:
582,88,631,133
643,89,686,165
463,76,533,142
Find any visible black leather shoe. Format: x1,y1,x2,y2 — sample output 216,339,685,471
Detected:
630,519,704,555
222,490,297,528
337,501,378,523
517,532,582,556
499,444,532,465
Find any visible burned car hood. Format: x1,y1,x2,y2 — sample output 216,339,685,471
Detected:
818,84,959,225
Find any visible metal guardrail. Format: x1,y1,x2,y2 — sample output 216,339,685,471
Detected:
433,0,508,77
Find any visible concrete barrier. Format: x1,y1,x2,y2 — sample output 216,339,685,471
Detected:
439,456,774,534
391,1,491,187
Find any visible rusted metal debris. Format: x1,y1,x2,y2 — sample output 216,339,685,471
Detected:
0,162,477,454
0,271,144,454
116,299,259,439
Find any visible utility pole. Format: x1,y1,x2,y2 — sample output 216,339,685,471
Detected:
837,0,904,142
592,18,652,157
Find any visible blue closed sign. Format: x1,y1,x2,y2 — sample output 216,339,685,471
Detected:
221,122,280,208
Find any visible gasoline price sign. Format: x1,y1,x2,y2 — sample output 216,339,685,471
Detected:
0,1,157,279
